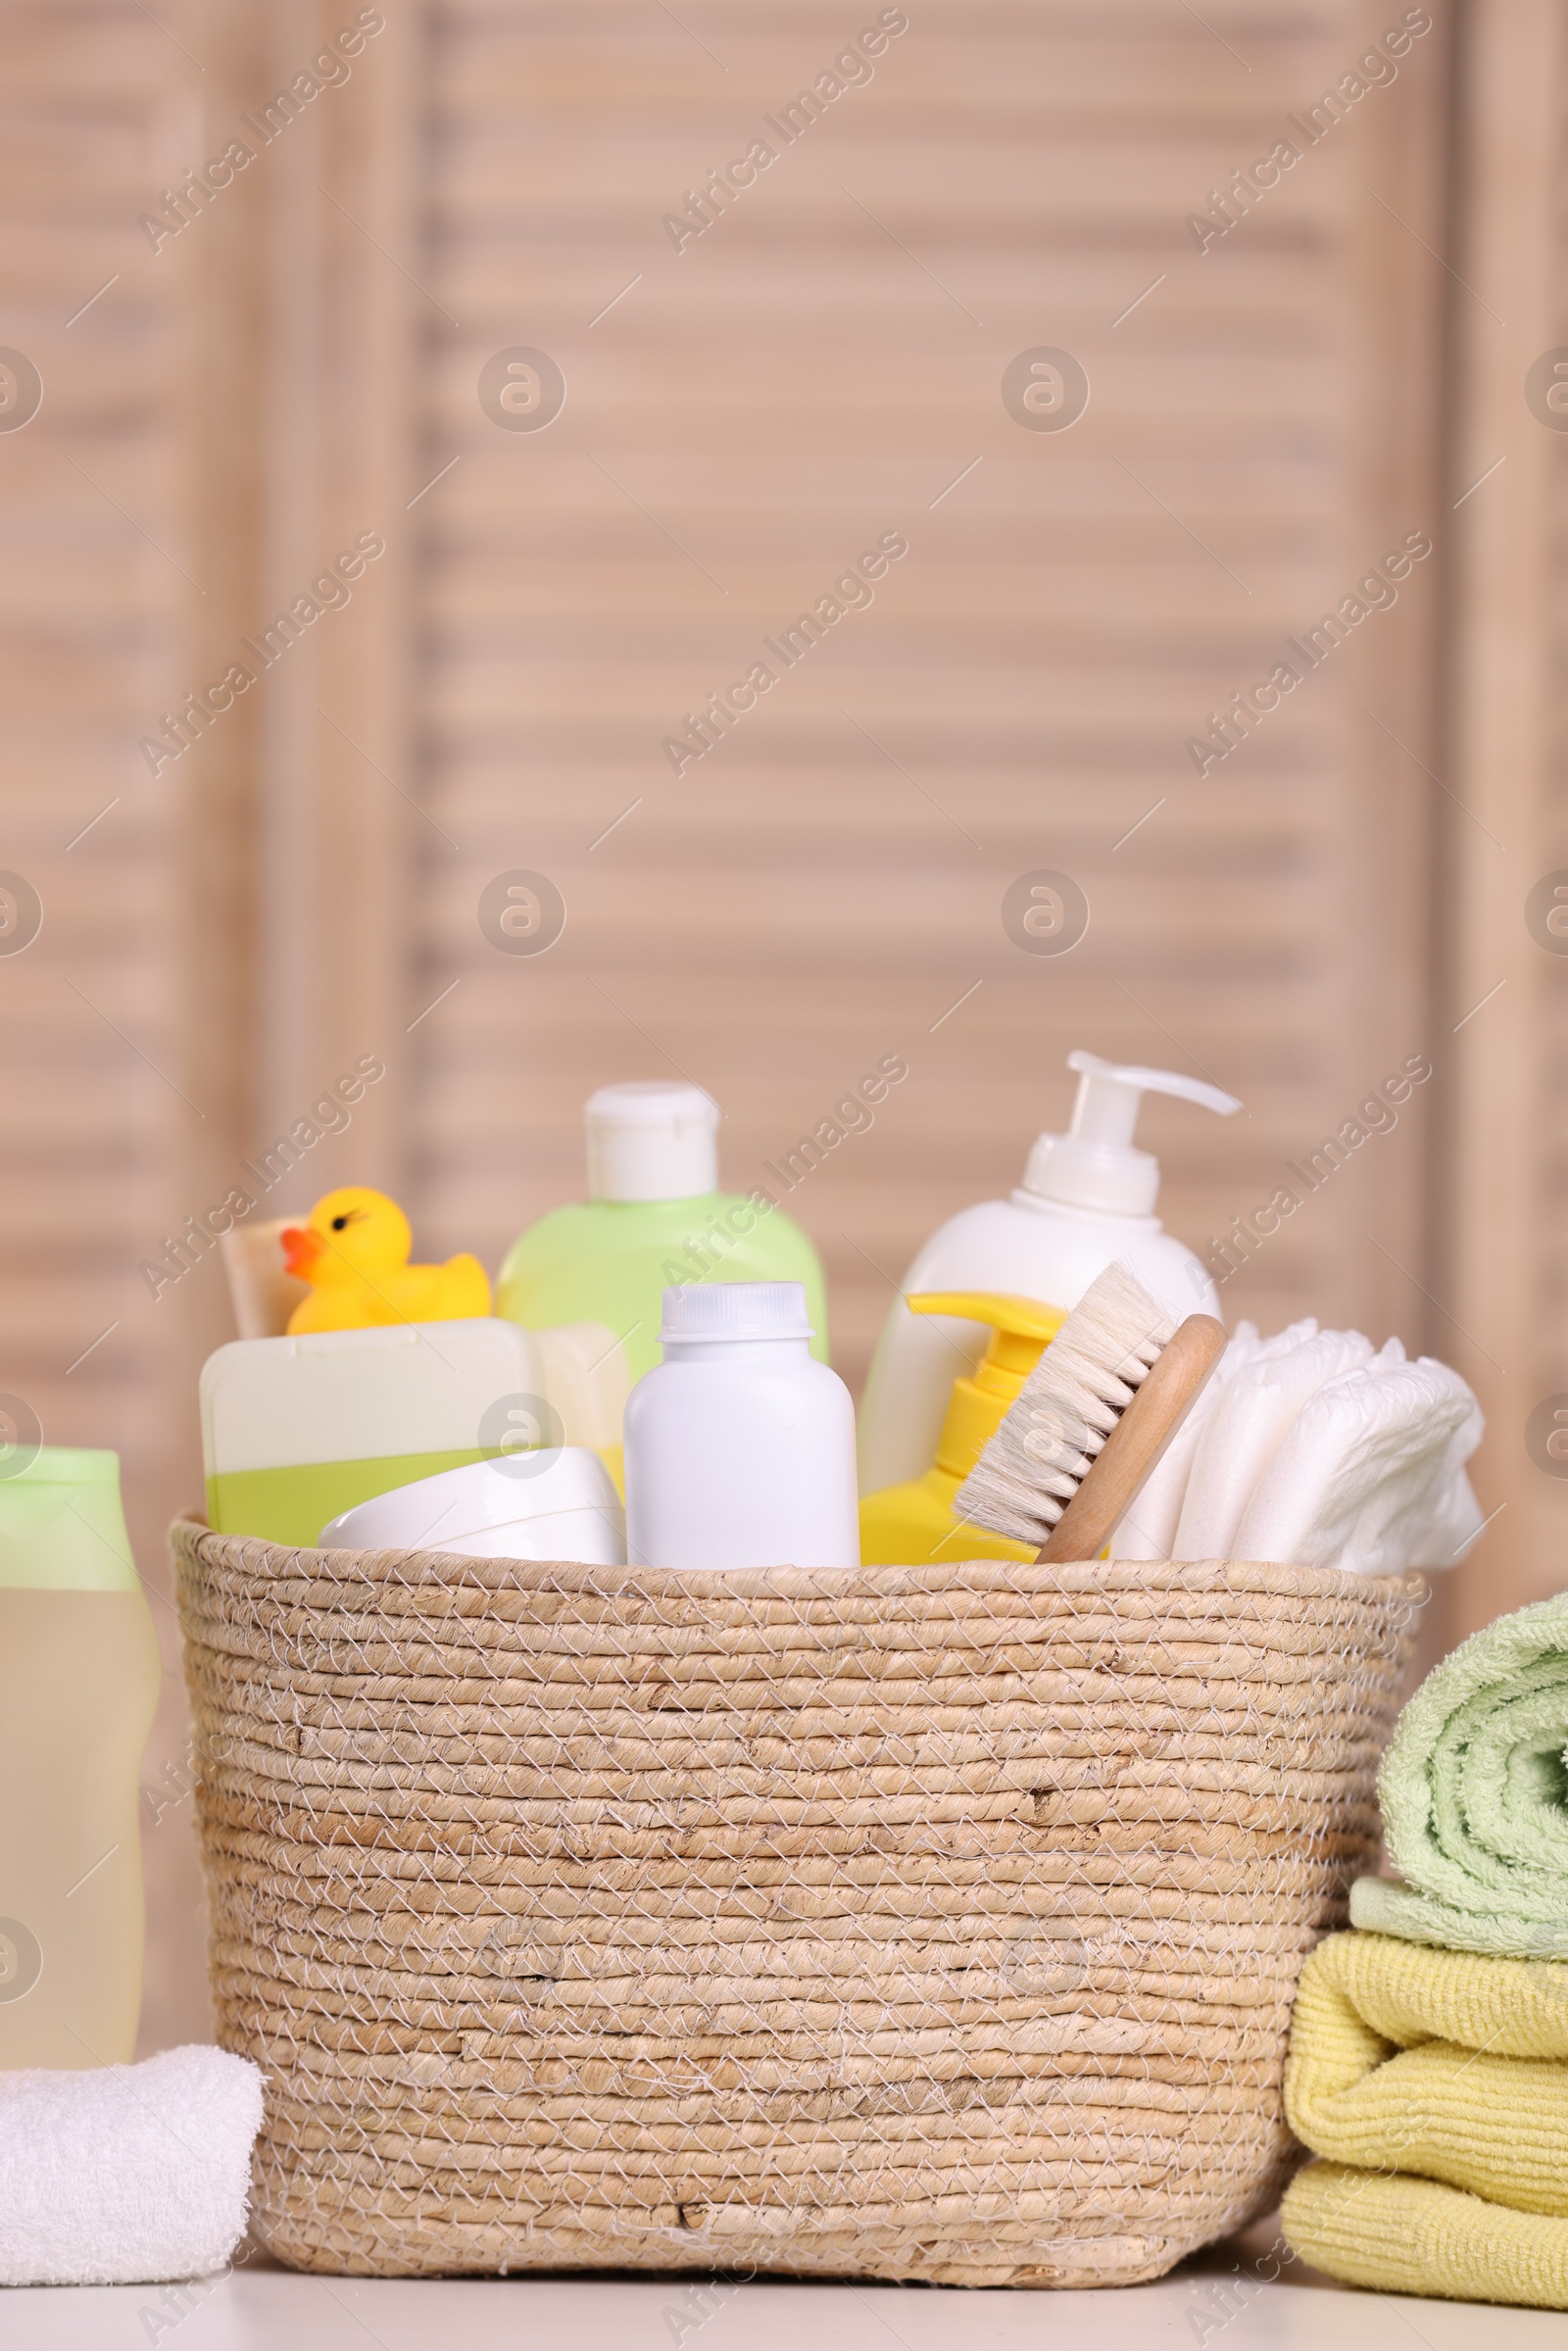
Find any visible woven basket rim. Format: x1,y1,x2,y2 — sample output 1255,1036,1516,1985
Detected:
172,1511,1421,1607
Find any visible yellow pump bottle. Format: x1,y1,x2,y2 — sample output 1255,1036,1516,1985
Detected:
858,1292,1066,1565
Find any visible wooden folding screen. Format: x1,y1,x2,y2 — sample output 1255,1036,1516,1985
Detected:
3,0,212,2051
5,0,1564,2052
1441,0,1568,1626
400,0,1448,1376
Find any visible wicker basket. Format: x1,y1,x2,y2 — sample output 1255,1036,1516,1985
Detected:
172,1518,1415,2287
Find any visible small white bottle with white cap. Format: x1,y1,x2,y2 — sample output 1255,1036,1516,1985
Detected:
856,1050,1243,1494
498,1082,830,1397
625,1282,858,1570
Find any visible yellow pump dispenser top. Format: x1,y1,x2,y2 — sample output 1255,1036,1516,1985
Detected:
858,1291,1067,1566
909,1292,1067,1478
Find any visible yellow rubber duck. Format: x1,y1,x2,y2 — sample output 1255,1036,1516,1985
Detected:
281,1186,492,1334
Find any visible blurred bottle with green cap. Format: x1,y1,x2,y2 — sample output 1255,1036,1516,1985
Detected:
0,1444,161,2069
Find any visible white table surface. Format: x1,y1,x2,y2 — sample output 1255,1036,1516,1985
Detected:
4,2226,1560,2349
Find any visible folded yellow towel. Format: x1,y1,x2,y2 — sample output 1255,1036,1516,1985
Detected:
1281,1930,1568,2307
1284,2163,1568,2311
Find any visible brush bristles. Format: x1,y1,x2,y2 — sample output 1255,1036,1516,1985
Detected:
956,1262,1177,1547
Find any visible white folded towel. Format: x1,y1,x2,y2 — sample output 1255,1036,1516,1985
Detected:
1171,1324,1376,1560
0,2044,263,2286
1232,1343,1485,1574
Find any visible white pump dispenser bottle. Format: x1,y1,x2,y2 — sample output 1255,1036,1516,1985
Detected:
856,1050,1242,1495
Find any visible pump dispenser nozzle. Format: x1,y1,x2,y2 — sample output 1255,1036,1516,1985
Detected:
1019,1050,1242,1219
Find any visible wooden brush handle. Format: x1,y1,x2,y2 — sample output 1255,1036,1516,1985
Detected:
1037,1314,1228,1564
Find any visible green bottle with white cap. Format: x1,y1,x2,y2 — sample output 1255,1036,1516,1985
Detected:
498,1082,830,1393
0,1445,161,2068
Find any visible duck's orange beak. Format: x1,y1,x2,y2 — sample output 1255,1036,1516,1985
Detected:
280,1225,322,1278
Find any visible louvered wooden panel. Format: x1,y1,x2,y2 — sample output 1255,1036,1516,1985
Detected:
406,0,1447,1400
19,0,1557,2060
1441,0,1568,1624
0,0,209,2053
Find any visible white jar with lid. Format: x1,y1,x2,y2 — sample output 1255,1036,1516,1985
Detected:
318,1448,625,1564
625,1282,858,1571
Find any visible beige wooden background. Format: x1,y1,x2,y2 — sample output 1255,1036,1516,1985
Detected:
4,0,1563,2055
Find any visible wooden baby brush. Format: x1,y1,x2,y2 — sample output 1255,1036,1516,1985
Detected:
955,1261,1227,1562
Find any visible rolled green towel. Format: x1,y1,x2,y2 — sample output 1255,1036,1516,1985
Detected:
1350,1590,1568,1957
